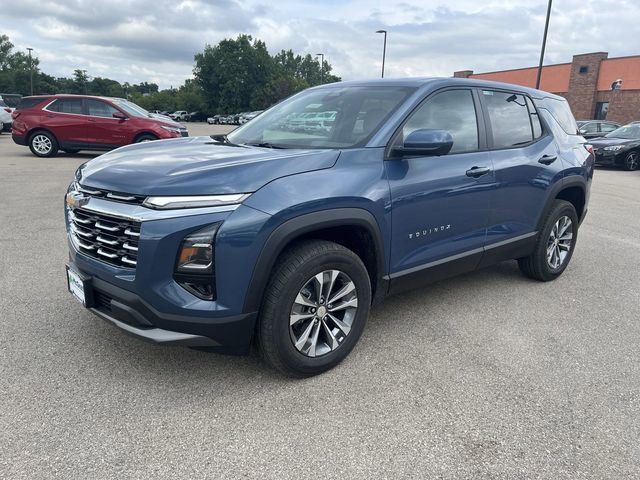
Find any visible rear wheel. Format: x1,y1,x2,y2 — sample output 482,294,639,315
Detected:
623,151,639,171
29,131,59,157
518,200,579,281
258,240,371,377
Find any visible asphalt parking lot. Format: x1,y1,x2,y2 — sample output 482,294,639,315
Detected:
1,123,639,479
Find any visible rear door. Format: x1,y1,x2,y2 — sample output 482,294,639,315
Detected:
479,89,563,249
42,98,87,144
84,99,129,146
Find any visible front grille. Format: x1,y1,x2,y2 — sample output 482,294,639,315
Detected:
77,184,146,205
68,207,140,268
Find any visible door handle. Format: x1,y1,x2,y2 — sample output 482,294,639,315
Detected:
538,154,557,165
465,166,491,178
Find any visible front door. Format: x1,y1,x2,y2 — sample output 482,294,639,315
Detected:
84,99,129,146
386,88,493,280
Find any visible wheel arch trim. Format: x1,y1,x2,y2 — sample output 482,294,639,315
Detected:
242,208,386,313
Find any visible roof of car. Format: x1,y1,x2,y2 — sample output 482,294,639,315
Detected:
311,76,565,100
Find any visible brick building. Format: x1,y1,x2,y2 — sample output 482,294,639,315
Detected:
454,52,640,124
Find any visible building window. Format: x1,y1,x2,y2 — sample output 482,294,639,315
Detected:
579,65,589,74
595,102,609,120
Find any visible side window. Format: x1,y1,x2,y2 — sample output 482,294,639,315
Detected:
600,123,618,133
542,98,579,134
86,99,119,118
525,97,543,139
48,99,83,115
580,122,598,134
399,89,479,154
483,90,535,148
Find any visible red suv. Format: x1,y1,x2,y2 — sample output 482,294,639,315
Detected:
12,95,188,157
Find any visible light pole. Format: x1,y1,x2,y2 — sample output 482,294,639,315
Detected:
26,47,34,95
82,69,88,94
376,30,387,78
316,53,324,84
536,0,552,89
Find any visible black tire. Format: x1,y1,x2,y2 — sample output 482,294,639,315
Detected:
135,134,158,143
622,151,639,171
518,200,579,281
28,130,59,157
63,149,80,154
258,240,371,377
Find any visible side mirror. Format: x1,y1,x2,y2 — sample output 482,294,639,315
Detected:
112,111,128,120
392,129,453,157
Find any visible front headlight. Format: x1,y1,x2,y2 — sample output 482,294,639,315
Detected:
174,223,221,300
604,145,624,151
143,193,250,209
161,125,183,134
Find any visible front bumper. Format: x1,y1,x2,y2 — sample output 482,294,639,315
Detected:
12,133,26,145
71,263,257,353
594,151,618,166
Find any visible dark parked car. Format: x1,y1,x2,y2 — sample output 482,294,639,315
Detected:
590,123,640,170
12,95,188,157
64,78,592,376
187,111,208,122
577,120,621,139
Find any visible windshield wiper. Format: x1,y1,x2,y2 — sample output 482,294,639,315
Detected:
209,134,244,147
244,142,287,149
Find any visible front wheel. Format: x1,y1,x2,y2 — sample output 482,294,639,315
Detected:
135,134,158,143
623,151,639,171
518,200,579,281
258,240,371,377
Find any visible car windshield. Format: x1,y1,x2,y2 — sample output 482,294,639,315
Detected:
228,85,416,149
605,124,640,139
111,99,151,118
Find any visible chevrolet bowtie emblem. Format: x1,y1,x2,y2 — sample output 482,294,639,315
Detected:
66,192,90,209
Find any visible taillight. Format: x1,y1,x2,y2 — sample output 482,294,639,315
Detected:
3,108,10,113
11,111,20,119
584,144,593,155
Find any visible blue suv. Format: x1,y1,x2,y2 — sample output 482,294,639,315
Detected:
65,78,593,376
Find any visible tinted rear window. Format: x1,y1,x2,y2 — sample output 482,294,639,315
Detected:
16,97,50,110
483,90,536,149
538,97,578,135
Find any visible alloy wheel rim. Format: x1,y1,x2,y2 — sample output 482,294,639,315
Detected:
289,269,358,358
626,153,638,170
546,215,573,269
32,135,52,154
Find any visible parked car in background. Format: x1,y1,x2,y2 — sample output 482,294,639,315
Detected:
207,114,221,124
64,78,592,376
590,123,640,170
12,94,188,157
239,110,263,124
170,110,190,121
577,120,621,139
0,107,11,132
0,93,22,111
188,112,208,122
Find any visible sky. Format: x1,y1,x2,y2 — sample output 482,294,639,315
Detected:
2,0,639,89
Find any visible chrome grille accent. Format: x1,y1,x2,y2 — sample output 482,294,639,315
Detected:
77,184,146,205
67,207,141,268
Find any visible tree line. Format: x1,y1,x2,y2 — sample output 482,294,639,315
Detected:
0,34,340,114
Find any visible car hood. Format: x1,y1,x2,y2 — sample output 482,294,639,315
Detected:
589,137,638,148
78,135,340,195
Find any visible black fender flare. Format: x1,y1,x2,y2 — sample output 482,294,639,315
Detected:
242,208,387,313
536,176,586,232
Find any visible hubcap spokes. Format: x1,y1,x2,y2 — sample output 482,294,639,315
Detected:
289,269,358,358
33,135,52,154
546,215,573,269
627,153,638,170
